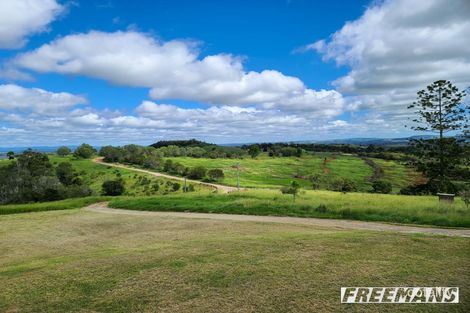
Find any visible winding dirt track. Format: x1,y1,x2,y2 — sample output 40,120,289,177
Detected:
84,203,470,238
93,157,238,193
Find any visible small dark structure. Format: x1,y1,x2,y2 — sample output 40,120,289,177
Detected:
437,193,455,204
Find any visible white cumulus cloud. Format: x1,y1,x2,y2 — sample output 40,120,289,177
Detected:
0,0,64,49
305,0,470,115
12,30,344,117
0,84,87,115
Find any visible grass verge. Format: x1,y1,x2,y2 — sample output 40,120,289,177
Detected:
109,190,470,228
0,196,109,215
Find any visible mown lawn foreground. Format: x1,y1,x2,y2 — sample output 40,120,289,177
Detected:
0,209,469,312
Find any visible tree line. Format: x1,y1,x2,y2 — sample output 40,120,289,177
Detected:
0,150,93,204
99,145,225,182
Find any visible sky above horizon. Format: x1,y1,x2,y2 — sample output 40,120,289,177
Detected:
0,0,469,147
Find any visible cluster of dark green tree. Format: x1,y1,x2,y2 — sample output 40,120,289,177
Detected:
99,145,225,182
244,144,303,158
245,142,412,158
101,143,245,161
156,145,246,158
150,139,246,158
55,143,97,159
0,151,93,204
403,80,469,195
162,160,225,182
99,145,162,168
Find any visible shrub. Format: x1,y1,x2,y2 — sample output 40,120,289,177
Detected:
99,146,123,162
73,143,96,159
248,145,261,158
163,159,174,172
188,166,207,179
309,174,321,190
102,179,125,196
399,184,431,195
43,187,65,202
172,182,181,192
331,178,357,193
6,151,15,159
56,146,71,156
281,181,300,201
56,162,78,186
371,180,392,194
173,162,186,175
315,204,328,213
207,169,224,181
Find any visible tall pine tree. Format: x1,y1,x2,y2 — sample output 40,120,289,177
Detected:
407,80,469,193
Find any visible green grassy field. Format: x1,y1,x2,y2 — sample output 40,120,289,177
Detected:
0,209,468,312
0,196,109,215
47,155,208,196
109,189,470,227
373,158,423,193
164,153,418,192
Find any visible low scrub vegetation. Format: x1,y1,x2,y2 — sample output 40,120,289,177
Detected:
109,189,470,227
0,196,108,215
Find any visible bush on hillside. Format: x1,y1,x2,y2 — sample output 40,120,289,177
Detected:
281,181,301,202
172,182,181,192
331,178,357,193
371,180,393,194
188,166,207,179
207,169,224,181
102,179,125,196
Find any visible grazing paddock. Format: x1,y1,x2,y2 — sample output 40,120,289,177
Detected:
0,209,469,312
163,154,418,192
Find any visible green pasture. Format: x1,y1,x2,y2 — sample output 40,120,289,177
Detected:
165,153,419,192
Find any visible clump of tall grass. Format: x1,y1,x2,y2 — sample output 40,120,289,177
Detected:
109,190,470,228
0,197,109,215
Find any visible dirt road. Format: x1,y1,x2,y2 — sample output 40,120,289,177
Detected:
84,202,470,238
93,157,239,193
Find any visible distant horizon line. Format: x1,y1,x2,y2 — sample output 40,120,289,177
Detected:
0,135,443,151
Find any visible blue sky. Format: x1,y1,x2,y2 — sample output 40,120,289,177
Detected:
0,0,469,146
11,0,367,111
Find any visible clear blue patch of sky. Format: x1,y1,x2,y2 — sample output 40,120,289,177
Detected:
1,0,371,113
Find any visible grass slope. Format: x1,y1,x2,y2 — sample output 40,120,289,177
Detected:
0,156,208,214
109,190,470,228
1,209,468,312
373,158,423,192
48,155,208,196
